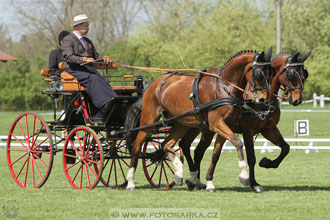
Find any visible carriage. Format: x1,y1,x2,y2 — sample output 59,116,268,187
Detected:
6,62,182,189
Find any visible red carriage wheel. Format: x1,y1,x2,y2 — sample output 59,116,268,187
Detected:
6,112,54,188
63,126,103,190
142,127,183,188
95,137,130,188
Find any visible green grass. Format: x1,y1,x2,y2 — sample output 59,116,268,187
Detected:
1,149,330,220
1,110,330,219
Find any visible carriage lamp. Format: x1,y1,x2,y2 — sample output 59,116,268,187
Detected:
48,80,63,92
135,74,147,89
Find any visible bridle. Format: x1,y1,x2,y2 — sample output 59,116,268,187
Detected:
247,52,273,93
279,58,306,94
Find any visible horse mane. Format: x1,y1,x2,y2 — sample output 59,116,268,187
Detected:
271,52,291,61
222,49,258,66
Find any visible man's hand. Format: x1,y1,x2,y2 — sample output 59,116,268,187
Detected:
103,56,112,63
83,57,95,63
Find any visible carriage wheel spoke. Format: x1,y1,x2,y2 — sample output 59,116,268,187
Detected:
84,162,91,188
17,121,30,148
25,115,30,149
119,157,129,167
150,164,159,180
162,162,170,187
158,163,163,187
24,154,31,187
65,161,80,171
32,155,43,181
30,124,45,149
9,152,28,166
69,139,82,157
32,153,49,169
84,160,98,178
164,160,175,175
80,164,84,189
10,134,28,150
117,159,127,182
31,155,35,188
107,159,115,184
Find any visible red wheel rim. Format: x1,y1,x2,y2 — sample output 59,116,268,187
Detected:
142,127,182,188
63,127,103,190
96,135,130,188
6,112,53,188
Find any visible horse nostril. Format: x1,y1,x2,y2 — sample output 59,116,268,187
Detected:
259,98,265,103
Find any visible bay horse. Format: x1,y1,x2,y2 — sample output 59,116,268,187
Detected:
178,51,311,192
124,48,273,190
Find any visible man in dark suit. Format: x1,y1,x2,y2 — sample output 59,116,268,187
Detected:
49,30,70,76
61,14,117,122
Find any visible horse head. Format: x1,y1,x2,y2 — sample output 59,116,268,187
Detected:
243,47,273,103
275,51,310,106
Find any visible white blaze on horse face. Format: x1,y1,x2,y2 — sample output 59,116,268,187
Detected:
238,160,249,180
173,156,183,178
126,167,136,189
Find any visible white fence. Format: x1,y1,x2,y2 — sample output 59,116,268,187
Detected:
2,135,330,154
282,93,330,108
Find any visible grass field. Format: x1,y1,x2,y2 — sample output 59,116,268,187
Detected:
1,108,330,220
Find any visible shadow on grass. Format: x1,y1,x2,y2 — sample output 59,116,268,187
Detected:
214,185,330,192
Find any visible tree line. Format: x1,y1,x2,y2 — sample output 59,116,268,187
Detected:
0,0,329,111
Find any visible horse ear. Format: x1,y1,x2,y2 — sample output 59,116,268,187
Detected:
266,46,272,60
257,51,265,61
299,51,311,62
291,52,300,62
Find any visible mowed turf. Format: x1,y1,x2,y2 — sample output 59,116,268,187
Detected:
1,110,330,220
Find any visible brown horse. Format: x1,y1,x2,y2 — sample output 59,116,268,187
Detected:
178,51,311,192
124,49,273,190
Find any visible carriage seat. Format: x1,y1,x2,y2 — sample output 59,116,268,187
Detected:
40,62,137,92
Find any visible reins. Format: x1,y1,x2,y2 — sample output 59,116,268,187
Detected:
117,63,248,94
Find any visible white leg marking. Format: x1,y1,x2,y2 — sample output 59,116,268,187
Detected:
173,156,183,178
126,167,136,189
238,160,249,179
187,171,198,184
206,180,215,190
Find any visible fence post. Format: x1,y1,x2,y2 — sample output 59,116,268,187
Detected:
320,94,325,108
313,93,317,108
305,141,319,154
260,140,274,153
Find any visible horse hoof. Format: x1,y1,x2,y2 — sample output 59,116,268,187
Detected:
259,157,273,168
174,175,183,186
126,187,136,191
196,183,207,190
251,185,264,193
206,188,216,193
239,177,250,186
186,179,196,191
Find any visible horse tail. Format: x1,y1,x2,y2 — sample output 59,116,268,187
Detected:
124,97,143,153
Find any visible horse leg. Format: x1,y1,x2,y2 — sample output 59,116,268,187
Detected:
127,128,154,190
259,126,290,169
205,134,226,192
193,131,214,190
243,132,264,193
179,128,200,190
179,129,212,190
205,120,249,192
162,124,191,186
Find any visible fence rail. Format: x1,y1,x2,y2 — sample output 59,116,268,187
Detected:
2,136,330,154
282,93,330,108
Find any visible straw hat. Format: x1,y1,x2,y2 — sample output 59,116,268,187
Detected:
73,14,89,26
